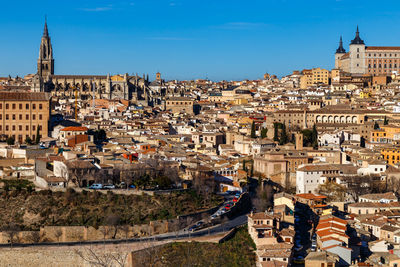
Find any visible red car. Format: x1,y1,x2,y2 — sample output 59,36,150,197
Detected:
232,198,238,203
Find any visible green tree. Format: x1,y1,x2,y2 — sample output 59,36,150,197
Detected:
260,128,268,139
35,125,40,144
250,121,256,138
360,136,366,148
6,136,15,146
273,123,279,142
311,124,318,150
374,121,380,129
25,136,33,145
279,123,288,145
301,129,313,147
384,116,389,125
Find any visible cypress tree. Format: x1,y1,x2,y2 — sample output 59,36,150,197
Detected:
311,124,318,150
273,123,279,142
279,123,288,145
250,121,257,138
384,116,389,125
261,128,268,139
35,125,40,144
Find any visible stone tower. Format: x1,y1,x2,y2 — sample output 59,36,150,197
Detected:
295,133,303,150
156,72,161,81
349,26,365,74
334,36,346,69
37,18,54,79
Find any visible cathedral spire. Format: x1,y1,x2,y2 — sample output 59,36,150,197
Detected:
336,36,346,54
43,16,48,37
38,16,54,79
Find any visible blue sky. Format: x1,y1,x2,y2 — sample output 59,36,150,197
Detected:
1,0,400,81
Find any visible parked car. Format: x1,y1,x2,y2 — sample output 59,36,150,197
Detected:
188,225,197,232
89,184,103,190
188,221,204,232
103,184,116,189
311,243,317,252
232,198,238,203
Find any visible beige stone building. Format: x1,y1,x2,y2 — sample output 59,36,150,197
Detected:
335,27,400,75
165,97,194,114
300,68,330,89
0,92,51,143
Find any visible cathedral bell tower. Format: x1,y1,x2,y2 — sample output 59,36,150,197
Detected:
37,18,54,78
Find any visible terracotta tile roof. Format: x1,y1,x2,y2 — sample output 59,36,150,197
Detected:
316,222,346,231
317,229,349,239
0,92,50,101
366,46,400,51
60,126,88,132
296,193,327,200
248,212,275,220
359,192,397,201
319,216,347,225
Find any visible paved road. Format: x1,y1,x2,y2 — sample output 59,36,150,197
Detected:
0,215,248,249
156,214,248,239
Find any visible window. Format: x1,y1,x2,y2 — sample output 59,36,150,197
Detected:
26,114,29,120
12,114,15,120
6,114,9,120
39,114,42,120
19,125,22,131
25,125,29,131
12,125,15,131
19,104,22,109
33,115,36,120
39,104,42,110
32,104,36,110
6,125,9,131
12,104,15,109
26,104,29,109
6,104,9,109
19,114,22,120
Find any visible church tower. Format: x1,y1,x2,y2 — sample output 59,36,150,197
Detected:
334,36,346,69
37,18,54,78
349,26,365,74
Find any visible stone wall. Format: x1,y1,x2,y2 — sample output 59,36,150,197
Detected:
0,220,171,244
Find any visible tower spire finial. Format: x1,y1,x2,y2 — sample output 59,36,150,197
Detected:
336,35,346,54
351,25,364,45
43,15,48,37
